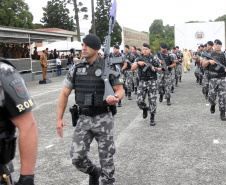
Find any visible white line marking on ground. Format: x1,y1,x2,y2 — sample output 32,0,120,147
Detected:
206,104,209,106
45,145,54,149
213,140,219,144
32,88,62,97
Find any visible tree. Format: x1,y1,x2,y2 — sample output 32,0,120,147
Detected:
149,19,164,38
92,0,122,46
67,0,88,41
0,0,34,29
41,0,76,31
91,0,96,34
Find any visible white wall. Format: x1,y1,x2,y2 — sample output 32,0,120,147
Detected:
175,22,225,51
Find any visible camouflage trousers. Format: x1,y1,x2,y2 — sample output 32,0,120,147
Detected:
175,65,180,81
158,71,172,99
171,68,175,88
133,69,139,88
194,64,200,78
202,70,209,94
125,70,133,92
208,77,226,110
70,112,115,185
0,161,15,184
177,63,182,78
136,79,157,114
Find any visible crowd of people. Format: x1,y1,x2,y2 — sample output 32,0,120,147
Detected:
0,43,30,58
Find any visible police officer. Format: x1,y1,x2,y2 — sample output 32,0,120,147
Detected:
122,45,135,100
56,34,124,185
110,44,127,107
0,58,37,185
132,43,161,126
137,48,142,54
157,43,176,105
196,45,204,85
40,50,48,80
175,46,183,82
171,47,179,87
200,41,214,99
131,46,140,95
202,39,226,121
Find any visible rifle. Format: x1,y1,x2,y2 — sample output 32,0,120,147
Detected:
101,0,122,101
138,55,160,74
202,52,226,71
0,166,13,185
158,52,169,74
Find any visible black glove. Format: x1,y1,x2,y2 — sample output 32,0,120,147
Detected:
41,64,44,68
15,175,34,185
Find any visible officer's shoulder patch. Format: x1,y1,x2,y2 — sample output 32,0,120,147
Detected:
10,79,28,99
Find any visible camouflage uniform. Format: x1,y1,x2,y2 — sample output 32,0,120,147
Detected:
122,52,135,93
157,51,175,99
194,51,201,80
0,61,35,184
135,54,161,114
132,52,140,89
204,51,226,111
63,56,123,185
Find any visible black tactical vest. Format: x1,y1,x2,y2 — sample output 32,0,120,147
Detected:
209,51,226,74
124,52,134,70
138,54,157,80
157,52,172,68
73,59,108,108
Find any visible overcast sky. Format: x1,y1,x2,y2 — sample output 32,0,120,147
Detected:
25,0,226,32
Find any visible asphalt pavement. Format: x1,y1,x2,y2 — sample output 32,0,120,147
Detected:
13,63,226,185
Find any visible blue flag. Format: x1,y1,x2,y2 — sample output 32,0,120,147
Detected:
109,0,117,33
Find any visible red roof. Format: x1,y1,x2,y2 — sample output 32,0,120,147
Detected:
36,28,69,32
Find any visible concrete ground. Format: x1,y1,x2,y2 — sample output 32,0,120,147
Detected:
13,62,226,185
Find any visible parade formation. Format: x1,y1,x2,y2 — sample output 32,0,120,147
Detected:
1,0,226,184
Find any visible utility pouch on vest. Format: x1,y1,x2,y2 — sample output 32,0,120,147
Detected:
0,135,17,165
111,105,117,116
69,105,79,127
84,94,93,106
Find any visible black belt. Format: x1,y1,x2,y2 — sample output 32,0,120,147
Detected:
79,107,111,117
139,76,155,81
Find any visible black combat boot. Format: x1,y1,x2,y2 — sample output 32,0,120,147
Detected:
196,77,199,83
159,94,163,102
150,114,156,126
128,92,132,100
89,167,101,185
199,78,202,85
143,107,148,119
134,87,137,95
171,86,174,93
117,100,122,107
175,80,178,87
205,91,208,100
220,108,226,121
210,105,215,114
167,98,171,106
179,77,182,82
125,88,127,97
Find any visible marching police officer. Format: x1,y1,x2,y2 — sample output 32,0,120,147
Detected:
0,58,38,185
56,34,124,185
132,43,161,126
122,45,135,100
131,46,140,95
202,39,226,121
175,46,183,82
157,43,176,105
171,47,179,87
110,44,127,107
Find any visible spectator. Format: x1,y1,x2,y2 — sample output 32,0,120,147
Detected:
46,48,49,60
49,50,54,59
56,55,62,76
67,54,73,68
33,47,38,60
57,51,60,58
54,49,58,59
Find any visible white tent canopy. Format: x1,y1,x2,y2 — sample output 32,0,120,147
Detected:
37,41,82,51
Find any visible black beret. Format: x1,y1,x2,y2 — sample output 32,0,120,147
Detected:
160,43,168,49
214,39,222,45
83,34,101,50
113,45,119,49
167,47,171,50
137,48,141,52
132,46,137,50
143,43,150,49
204,44,207,47
125,45,130,49
207,41,214,46
200,45,204,48
172,47,176,50
176,46,179,49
